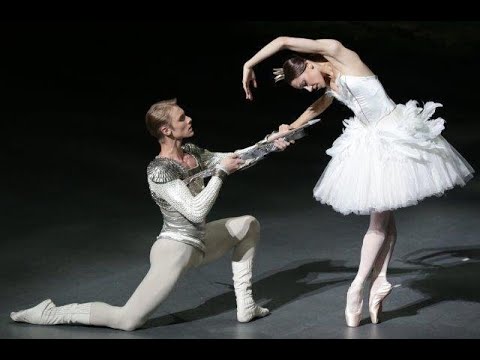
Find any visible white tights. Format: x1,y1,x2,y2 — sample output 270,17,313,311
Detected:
347,211,397,312
11,215,268,331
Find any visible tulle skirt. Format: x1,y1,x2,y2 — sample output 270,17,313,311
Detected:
313,101,475,215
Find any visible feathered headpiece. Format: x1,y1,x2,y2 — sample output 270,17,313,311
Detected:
273,68,285,83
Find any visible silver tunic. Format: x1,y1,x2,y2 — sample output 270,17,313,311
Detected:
147,143,228,253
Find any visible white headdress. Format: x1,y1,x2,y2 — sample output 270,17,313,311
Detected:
273,68,285,83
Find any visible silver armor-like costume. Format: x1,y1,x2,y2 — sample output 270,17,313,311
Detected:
147,143,228,253
147,121,322,253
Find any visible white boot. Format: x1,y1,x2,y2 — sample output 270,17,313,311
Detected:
232,260,269,323
11,299,91,326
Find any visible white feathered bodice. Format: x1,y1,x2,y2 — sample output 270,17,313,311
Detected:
315,73,474,216
327,74,396,124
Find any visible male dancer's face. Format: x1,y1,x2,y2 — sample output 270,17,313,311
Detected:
167,105,194,139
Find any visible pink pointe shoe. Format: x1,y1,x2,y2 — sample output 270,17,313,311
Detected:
345,282,364,327
369,275,392,324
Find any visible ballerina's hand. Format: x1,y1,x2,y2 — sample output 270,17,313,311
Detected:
242,66,257,101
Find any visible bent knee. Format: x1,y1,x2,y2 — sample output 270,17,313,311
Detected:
227,215,260,240
250,222,260,242
116,314,146,332
244,215,260,234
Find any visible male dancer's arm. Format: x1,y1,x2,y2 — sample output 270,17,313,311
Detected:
181,137,293,184
149,162,227,224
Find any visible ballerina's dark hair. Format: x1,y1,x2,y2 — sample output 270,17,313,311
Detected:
273,54,326,84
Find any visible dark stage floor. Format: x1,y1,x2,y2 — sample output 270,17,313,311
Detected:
2,157,479,339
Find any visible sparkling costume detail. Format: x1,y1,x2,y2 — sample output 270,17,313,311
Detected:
147,143,228,253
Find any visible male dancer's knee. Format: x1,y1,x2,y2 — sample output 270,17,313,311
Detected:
116,312,146,332
226,215,260,242
242,215,261,241
244,215,260,242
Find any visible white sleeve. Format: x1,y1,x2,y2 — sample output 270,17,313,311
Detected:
149,176,224,223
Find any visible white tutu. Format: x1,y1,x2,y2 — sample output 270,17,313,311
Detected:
313,100,474,215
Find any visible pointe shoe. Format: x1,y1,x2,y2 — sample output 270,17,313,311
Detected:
345,283,364,327
369,276,392,324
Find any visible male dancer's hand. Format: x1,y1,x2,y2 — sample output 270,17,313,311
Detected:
273,138,291,151
220,154,246,174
